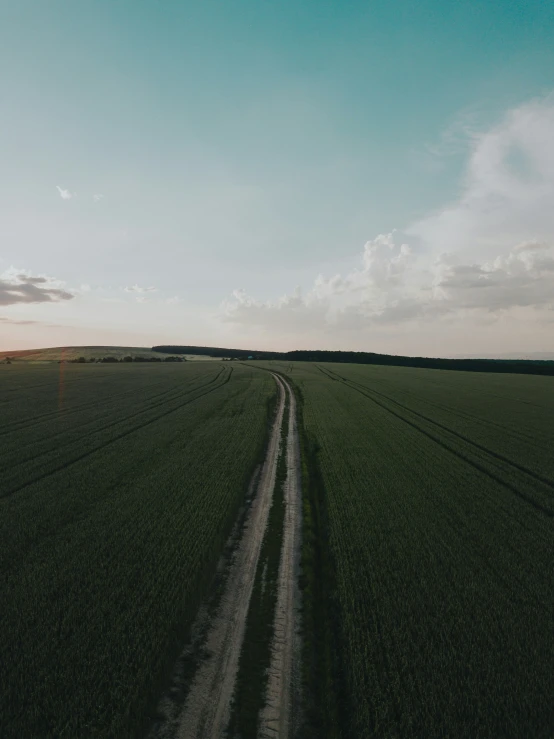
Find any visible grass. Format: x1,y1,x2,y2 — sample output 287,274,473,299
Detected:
258,361,554,738
4,357,554,737
291,378,343,739
0,361,275,738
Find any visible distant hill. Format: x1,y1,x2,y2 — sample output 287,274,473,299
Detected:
153,345,554,376
453,351,554,361
3,344,553,375
0,346,219,363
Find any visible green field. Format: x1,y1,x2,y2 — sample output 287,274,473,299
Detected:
0,346,223,362
259,361,554,737
0,361,275,737
2,359,553,737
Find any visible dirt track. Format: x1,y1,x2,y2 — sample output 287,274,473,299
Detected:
173,374,287,739
259,377,303,738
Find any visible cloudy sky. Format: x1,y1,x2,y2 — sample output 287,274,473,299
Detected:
2,0,554,356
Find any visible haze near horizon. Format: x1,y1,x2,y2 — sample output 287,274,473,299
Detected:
2,0,554,357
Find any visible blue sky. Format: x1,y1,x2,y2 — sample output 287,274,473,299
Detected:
2,0,554,355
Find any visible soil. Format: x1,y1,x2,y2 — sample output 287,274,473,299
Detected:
149,372,302,739
258,377,303,739
172,374,287,739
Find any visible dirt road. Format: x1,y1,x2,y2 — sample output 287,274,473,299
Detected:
150,372,302,739
259,377,303,739
173,374,287,739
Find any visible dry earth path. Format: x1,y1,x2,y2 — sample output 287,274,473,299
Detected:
259,377,303,739
173,374,287,739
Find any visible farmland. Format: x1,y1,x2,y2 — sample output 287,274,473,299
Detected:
0,345,221,362
2,356,553,738
258,361,554,737
0,361,275,738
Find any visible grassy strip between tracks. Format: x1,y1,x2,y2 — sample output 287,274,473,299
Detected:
228,386,289,738
290,378,345,739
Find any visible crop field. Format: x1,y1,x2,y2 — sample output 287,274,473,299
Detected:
0,361,275,738
258,361,554,737
0,345,221,362
3,357,553,739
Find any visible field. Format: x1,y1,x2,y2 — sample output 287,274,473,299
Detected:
259,361,554,737
0,361,275,737
2,357,553,738
0,345,222,362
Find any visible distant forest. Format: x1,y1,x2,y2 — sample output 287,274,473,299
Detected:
152,346,554,376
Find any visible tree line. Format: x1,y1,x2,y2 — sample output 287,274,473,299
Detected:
152,346,554,376
65,356,186,363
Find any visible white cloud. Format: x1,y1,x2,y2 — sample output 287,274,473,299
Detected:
223,95,554,343
0,268,74,306
93,193,104,202
409,95,554,262
223,232,419,332
0,316,41,325
56,185,74,200
425,106,482,159
166,296,182,304
224,236,554,332
124,284,157,293
431,241,554,312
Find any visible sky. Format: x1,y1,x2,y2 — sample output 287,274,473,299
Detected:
1,0,554,357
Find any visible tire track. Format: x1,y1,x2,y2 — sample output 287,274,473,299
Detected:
0,374,192,437
317,365,553,516
1,367,224,463
1,366,224,434
259,376,303,739
172,374,286,739
323,366,554,490
1,369,232,500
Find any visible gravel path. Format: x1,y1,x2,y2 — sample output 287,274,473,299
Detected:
259,377,303,739
174,374,286,739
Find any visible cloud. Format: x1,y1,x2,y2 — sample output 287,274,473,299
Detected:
425,106,482,159
0,269,74,306
409,95,554,262
93,193,104,202
0,316,41,325
431,241,554,312
124,284,157,293
223,95,554,339
223,235,554,332
166,296,182,304
223,232,417,332
56,185,74,200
